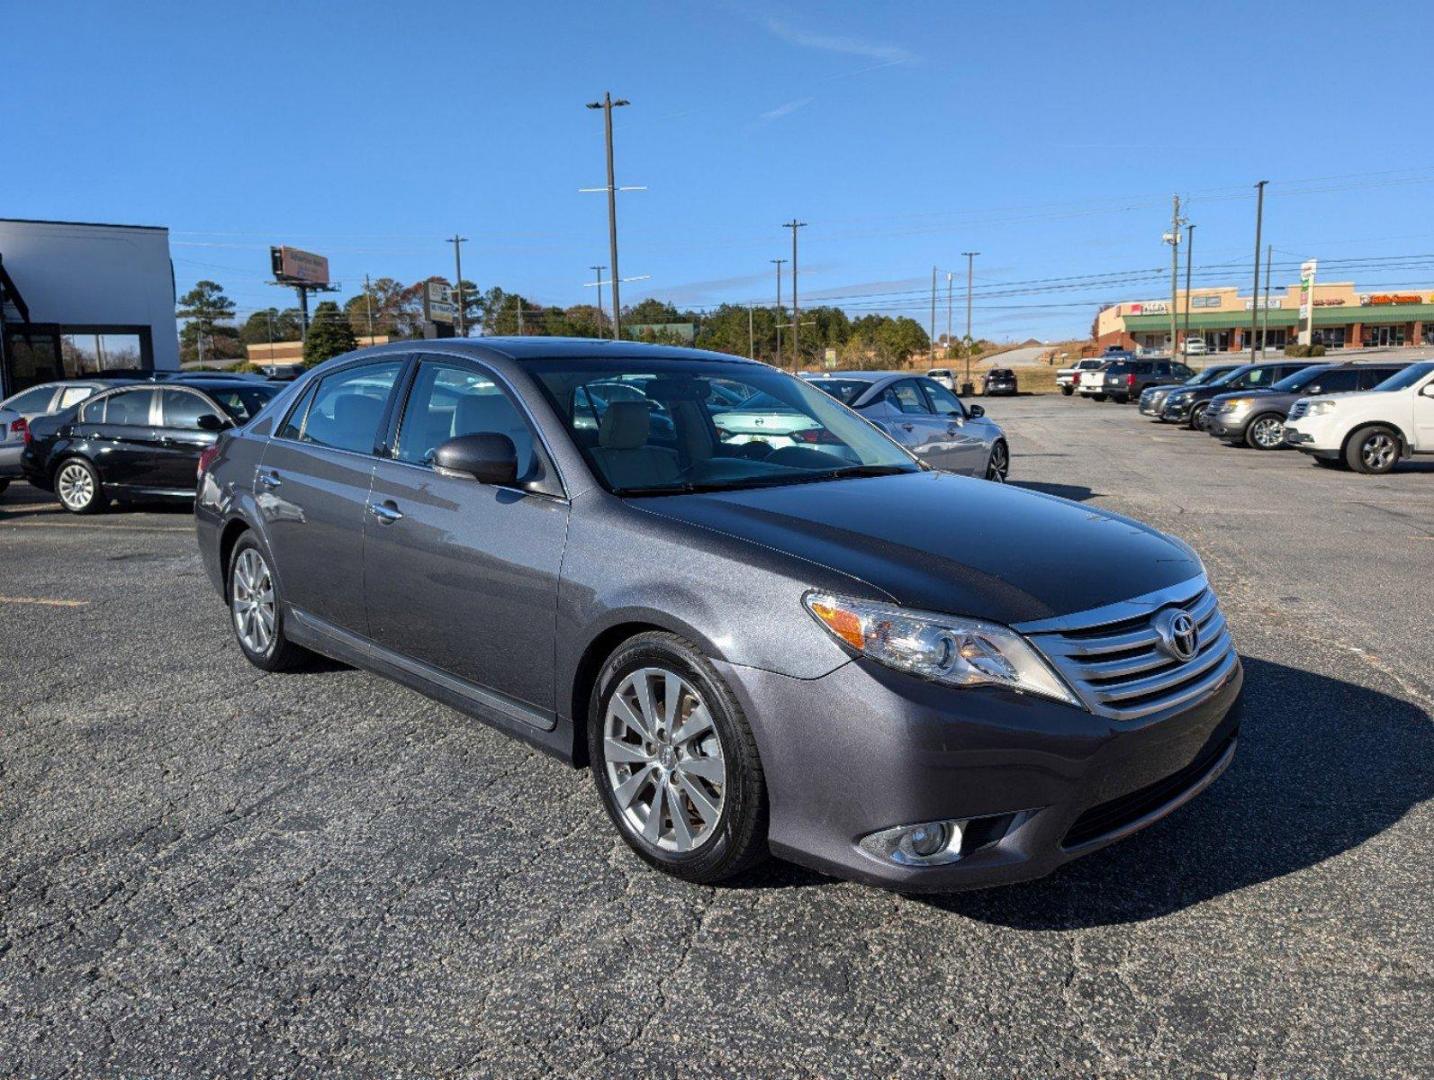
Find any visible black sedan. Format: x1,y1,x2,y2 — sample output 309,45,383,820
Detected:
22,378,277,513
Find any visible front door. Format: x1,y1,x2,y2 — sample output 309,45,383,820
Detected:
917,377,988,474
363,357,569,713
879,378,969,472
152,388,221,491
257,358,406,636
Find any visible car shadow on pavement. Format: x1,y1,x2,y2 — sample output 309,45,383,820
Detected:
920,656,1431,927
1011,480,1099,502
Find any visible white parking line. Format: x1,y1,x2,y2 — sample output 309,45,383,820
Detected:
0,596,90,607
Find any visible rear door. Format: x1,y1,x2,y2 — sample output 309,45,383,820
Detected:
87,388,158,490
152,388,223,491
257,358,406,636
363,357,568,713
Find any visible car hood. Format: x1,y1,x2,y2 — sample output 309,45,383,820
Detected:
635,471,1200,626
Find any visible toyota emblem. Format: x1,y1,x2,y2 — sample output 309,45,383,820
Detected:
1155,609,1199,662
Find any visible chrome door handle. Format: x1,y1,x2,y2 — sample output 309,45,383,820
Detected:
368,500,403,524
901,423,915,432
256,470,282,489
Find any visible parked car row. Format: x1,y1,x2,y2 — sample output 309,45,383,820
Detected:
1135,358,1434,474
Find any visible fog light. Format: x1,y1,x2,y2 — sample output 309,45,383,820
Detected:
859,818,967,867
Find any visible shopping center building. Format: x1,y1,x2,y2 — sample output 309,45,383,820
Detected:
1095,281,1434,353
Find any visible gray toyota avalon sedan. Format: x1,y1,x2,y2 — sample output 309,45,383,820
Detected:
196,339,1243,892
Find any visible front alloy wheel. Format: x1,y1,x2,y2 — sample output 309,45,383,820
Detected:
1247,414,1285,450
603,667,726,854
1348,427,1400,474
985,441,1009,482
591,632,768,883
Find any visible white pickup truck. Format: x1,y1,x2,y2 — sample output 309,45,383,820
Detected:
1283,360,1434,473
1056,357,1104,396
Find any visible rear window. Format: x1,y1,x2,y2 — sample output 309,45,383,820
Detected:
809,379,871,405
1105,362,1129,374
203,385,278,423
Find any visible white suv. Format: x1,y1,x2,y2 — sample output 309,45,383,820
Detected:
1283,360,1434,473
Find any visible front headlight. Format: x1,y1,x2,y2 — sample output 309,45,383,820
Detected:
1308,400,1338,416
1223,397,1254,412
1169,390,1194,403
803,592,1079,706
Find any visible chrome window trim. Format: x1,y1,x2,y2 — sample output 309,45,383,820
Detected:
1012,573,1208,635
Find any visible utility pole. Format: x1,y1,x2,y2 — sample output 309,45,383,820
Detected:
748,304,754,358
1182,225,1195,360
586,92,630,339
590,265,606,333
1250,180,1268,361
929,266,938,365
517,296,525,335
946,272,954,361
961,252,979,393
783,221,806,370
363,274,374,340
771,258,786,361
1164,195,1183,357
448,236,468,336
1262,242,1272,352
265,309,275,346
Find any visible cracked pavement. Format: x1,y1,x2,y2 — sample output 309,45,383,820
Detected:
1,394,1430,1078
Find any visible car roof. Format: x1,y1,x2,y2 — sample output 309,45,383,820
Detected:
337,337,768,367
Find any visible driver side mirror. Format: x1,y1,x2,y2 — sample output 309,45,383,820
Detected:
967,404,985,418
196,413,231,432
1421,383,1434,398
430,433,518,485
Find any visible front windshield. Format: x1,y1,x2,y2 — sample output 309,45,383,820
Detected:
1187,366,1233,386
1371,361,1434,392
1209,365,1253,388
1270,365,1333,393
528,358,918,495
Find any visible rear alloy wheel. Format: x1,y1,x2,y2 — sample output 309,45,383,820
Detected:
1246,414,1286,450
55,458,105,514
1346,426,1400,474
985,441,1009,483
590,632,768,884
227,534,312,671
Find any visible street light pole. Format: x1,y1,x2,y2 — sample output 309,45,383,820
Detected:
946,272,954,361
1250,180,1268,361
783,221,806,370
586,92,630,340
961,251,979,392
448,235,468,336
929,266,937,365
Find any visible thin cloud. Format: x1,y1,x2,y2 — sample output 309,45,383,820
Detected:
758,96,815,123
764,17,914,64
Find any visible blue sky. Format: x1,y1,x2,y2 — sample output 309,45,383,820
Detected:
8,0,1433,340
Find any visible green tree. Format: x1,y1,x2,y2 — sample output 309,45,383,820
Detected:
239,307,302,345
302,300,358,366
177,280,239,362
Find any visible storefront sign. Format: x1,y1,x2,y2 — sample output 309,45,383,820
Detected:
1313,298,1345,306
1191,295,1221,308
1298,260,1317,346
1244,298,1284,310
1129,301,1169,315
1360,293,1422,306
423,281,455,323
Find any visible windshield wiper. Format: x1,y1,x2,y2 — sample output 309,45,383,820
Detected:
807,464,917,482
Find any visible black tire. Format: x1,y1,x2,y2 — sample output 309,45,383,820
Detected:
1313,456,1346,470
589,631,769,884
1112,394,1129,404
1245,413,1286,450
0,479,9,497
1187,403,1210,431
985,440,1009,483
53,457,106,514
1091,393,1107,402
226,532,313,672
1060,385,1074,396
1345,425,1401,474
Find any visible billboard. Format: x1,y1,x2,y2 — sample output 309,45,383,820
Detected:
270,246,330,286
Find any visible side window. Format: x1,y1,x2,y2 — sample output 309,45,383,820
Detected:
1242,368,1272,388
919,378,966,418
79,396,106,422
1358,368,1395,390
396,362,537,479
278,380,319,441
58,386,94,409
1308,370,1358,395
159,389,220,430
885,380,931,415
103,389,155,426
1174,364,1194,378
300,361,403,454
4,385,57,413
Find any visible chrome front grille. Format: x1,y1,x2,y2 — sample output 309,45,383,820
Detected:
1289,400,1309,420
1017,577,1237,721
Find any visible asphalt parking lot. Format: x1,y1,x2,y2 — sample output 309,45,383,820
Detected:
2,395,1430,1079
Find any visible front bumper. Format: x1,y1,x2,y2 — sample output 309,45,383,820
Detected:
1160,398,1197,421
1204,410,1250,440
717,652,1243,892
